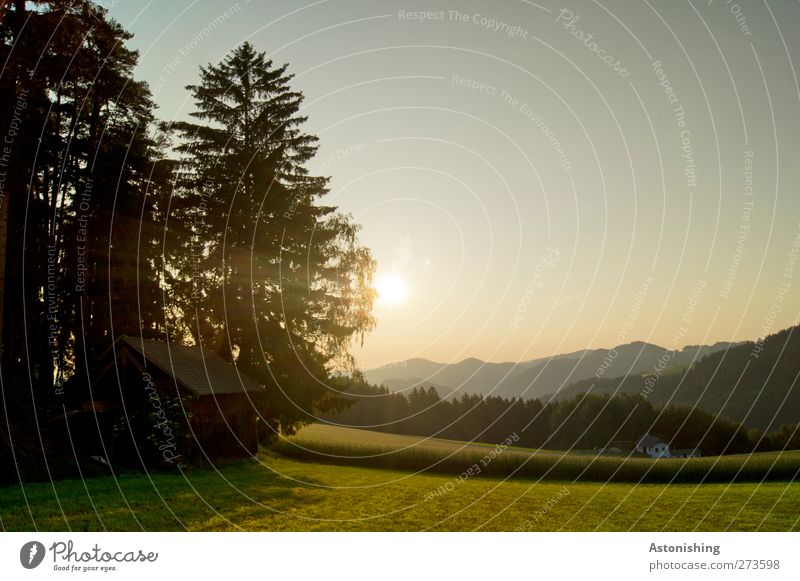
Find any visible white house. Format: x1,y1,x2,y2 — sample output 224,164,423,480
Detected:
635,433,671,458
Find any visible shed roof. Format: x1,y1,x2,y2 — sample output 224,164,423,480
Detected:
118,335,263,396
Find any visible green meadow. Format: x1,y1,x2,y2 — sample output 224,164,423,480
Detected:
1,424,798,532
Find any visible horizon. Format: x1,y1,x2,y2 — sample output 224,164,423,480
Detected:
363,327,775,370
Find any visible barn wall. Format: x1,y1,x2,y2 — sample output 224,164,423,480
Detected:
73,346,260,464
188,393,258,459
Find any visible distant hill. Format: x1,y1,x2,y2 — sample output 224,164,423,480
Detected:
364,341,736,400
503,341,737,400
553,326,799,431
364,357,539,398
364,358,448,385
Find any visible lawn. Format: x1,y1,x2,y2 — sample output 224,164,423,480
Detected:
1,429,798,531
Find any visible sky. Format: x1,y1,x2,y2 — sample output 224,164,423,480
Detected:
106,0,800,367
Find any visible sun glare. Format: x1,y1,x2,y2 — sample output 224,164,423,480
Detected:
374,273,409,305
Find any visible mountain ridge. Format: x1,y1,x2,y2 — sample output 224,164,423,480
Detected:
364,340,740,400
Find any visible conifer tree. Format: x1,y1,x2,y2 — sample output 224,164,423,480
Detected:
173,42,375,435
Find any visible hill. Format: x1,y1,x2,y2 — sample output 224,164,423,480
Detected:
364,356,538,397
503,341,737,400
365,341,735,400
554,326,799,431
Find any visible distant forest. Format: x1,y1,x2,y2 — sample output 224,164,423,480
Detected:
331,326,800,456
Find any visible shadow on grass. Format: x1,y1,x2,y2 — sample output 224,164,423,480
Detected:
0,452,324,531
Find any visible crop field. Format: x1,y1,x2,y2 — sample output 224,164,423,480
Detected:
286,423,560,454
276,424,800,484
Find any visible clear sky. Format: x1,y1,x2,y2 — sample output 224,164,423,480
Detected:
107,0,800,367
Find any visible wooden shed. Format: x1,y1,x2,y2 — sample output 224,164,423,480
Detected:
71,335,263,465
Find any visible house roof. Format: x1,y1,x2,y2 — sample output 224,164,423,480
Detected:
118,335,263,396
637,433,666,448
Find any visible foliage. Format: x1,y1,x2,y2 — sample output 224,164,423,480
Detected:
167,42,375,435
0,0,169,387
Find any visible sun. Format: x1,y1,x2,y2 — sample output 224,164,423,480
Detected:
373,272,409,305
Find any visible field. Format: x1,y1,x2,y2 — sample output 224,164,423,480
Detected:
1,424,798,532
284,423,561,455
275,424,800,484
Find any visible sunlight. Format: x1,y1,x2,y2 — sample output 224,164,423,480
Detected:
373,272,409,306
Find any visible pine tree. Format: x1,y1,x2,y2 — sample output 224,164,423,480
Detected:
173,42,375,435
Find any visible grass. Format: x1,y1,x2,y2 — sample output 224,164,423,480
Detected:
1,451,798,531
1,424,797,531
275,424,800,484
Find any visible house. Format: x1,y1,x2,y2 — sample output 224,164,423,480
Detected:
65,335,263,465
635,433,671,458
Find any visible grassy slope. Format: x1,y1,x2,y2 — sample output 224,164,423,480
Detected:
1,423,798,532
0,453,798,531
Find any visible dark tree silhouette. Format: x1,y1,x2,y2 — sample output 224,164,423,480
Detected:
171,42,375,436
0,0,167,480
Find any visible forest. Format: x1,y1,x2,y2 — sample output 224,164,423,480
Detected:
0,0,374,481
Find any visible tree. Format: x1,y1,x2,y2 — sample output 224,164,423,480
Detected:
173,42,375,435
0,0,165,388
0,0,168,480
769,424,800,451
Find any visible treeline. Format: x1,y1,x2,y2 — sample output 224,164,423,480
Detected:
330,384,800,456
1,1,374,482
